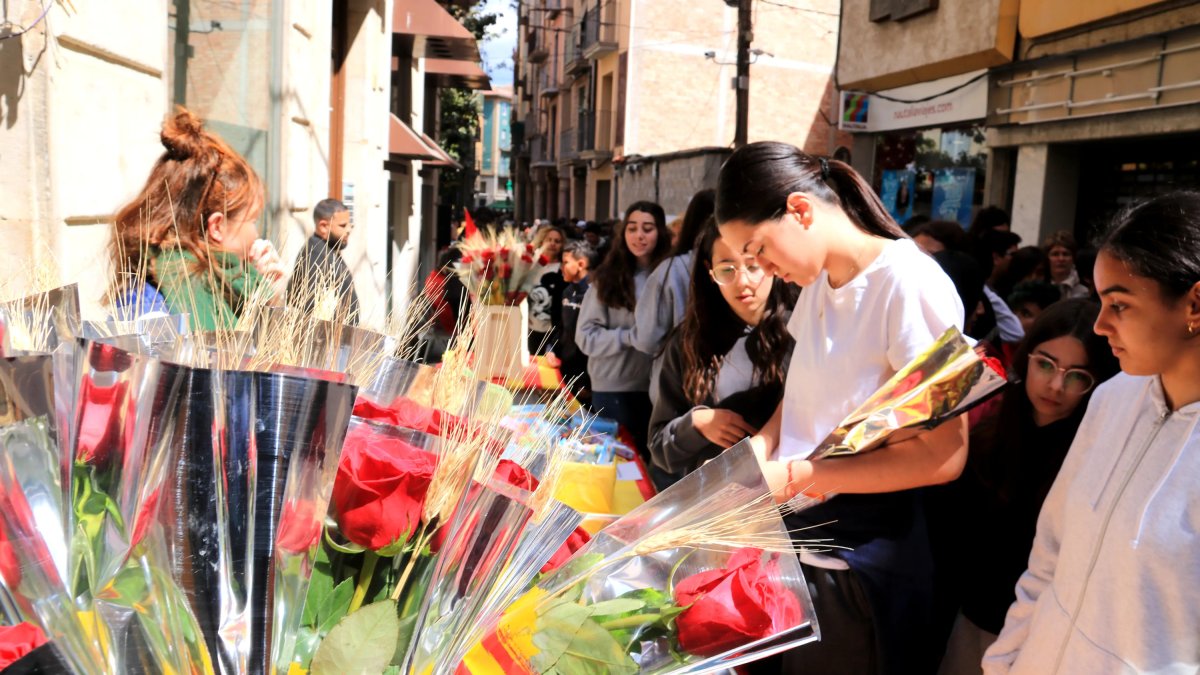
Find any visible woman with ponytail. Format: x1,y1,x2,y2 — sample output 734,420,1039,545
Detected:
647,219,796,486
111,108,287,329
715,142,967,673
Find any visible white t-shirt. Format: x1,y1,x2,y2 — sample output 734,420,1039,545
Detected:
777,238,964,461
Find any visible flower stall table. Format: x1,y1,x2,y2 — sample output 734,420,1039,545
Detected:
489,356,657,520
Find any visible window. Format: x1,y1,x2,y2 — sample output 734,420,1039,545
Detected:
168,0,283,236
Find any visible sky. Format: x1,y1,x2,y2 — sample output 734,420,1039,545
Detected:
478,0,517,87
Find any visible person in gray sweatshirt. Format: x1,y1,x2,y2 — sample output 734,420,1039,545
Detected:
577,201,672,457
984,191,1200,674
630,189,715,404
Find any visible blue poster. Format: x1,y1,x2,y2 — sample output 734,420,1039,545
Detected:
932,168,976,226
880,170,915,225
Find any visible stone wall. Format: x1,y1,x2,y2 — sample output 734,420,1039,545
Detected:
616,149,730,217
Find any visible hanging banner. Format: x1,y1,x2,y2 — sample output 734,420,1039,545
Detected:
932,168,976,226
839,70,988,133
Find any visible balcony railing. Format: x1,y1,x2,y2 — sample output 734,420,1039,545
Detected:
577,109,613,154
564,24,587,77
559,127,578,164
538,68,559,97
530,135,554,167
581,3,617,60
528,29,548,63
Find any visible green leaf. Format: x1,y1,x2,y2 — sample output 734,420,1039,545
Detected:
291,627,322,669
585,598,645,619
303,563,334,627
316,578,356,635
532,615,638,675
310,600,400,675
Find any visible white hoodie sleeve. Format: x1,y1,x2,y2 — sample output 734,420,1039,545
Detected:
981,391,1103,673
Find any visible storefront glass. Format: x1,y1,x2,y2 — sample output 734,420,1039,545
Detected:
872,124,988,228
167,0,283,237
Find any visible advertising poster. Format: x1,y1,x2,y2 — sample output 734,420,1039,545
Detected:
932,168,976,226
880,170,915,224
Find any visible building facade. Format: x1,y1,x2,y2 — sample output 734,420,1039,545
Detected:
512,0,850,224
0,0,488,325
835,0,1200,244
476,86,514,209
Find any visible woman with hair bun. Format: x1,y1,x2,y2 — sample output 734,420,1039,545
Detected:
111,108,287,329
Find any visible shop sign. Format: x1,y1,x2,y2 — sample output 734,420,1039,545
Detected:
839,70,987,133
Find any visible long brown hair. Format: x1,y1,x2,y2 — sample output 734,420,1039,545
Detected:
715,141,906,240
680,220,797,404
112,108,264,287
592,201,671,311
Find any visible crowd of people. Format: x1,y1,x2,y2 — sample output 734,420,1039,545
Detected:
109,110,1200,674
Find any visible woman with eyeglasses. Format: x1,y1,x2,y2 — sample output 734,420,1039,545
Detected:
716,142,966,674
930,299,1118,674
647,221,798,488
982,191,1200,674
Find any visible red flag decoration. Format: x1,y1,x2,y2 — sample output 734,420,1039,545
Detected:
463,208,478,237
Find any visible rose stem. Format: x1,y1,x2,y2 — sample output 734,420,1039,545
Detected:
347,550,379,614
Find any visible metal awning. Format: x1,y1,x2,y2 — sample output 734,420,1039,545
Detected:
388,114,462,169
424,58,492,90
389,114,440,160
393,0,480,60
418,131,462,169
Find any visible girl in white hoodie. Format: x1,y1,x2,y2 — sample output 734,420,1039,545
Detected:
984,191,1200,674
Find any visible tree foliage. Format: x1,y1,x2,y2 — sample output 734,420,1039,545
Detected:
439,3,501,213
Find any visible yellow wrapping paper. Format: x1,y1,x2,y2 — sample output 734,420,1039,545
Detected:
551,461,616,515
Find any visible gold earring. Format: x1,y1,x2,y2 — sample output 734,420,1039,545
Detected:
1190,321,1196,335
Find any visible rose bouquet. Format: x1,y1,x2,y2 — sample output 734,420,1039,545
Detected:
469,441,820,674
810,326,1007,460
454,227,552,306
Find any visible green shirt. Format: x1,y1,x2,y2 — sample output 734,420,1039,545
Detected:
153,247,265,331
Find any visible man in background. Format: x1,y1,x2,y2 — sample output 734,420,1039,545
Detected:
288,198,360,324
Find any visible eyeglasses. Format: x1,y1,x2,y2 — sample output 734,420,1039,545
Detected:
1027,354,1096,394
710,261,766,286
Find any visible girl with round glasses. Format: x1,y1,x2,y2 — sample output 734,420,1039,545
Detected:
647,221,797,487
983,191,1200,674
931,300,1118,674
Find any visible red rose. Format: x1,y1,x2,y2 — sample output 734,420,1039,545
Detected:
493,459,537,492
673,548,804,657
536,254,550,266
460,254,474,265
130,488,160,549
331,423,438,550
489,461,592,573
75,376,131,467
276,500,322,555
499,247,511,258
0,524,20,590
481,250,496,262
499,264,513,280
982,355,1005,378
0,622,48,671
353,396,437,435
525,243,535,254
540,526,590,574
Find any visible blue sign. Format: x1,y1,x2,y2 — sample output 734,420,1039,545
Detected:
932,168,976,226
880,170,915,225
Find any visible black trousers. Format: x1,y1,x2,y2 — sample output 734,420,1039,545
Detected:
746,562,881,674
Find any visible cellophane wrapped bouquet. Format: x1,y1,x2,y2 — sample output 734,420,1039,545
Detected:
0,265,831,675
454,227,553,306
